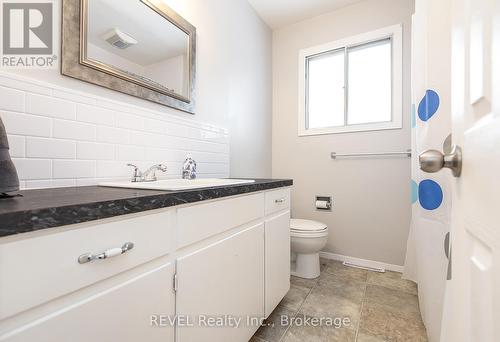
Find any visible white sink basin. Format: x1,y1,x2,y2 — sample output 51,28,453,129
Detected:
99,178,255,191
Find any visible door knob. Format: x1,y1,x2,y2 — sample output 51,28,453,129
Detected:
419,145,462,177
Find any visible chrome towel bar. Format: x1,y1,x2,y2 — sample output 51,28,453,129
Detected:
331,149,412,159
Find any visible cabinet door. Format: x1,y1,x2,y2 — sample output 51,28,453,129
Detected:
2,262,175,342
176,223,265,342
265,210,291,317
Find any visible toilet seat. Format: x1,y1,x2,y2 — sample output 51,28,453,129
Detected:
290,229,328,238
290,219,328,237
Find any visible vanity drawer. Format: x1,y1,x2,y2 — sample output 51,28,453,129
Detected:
265,188,291,215
177,193,265,248
0,209,176,321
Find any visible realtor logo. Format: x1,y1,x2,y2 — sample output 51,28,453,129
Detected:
1,1,56,68
3,2,52,54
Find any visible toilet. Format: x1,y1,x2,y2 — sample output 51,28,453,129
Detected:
290,219,328,279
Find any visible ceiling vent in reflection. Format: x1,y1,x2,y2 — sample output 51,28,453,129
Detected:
102,28,138,49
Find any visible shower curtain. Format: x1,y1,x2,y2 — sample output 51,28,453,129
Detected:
403,0,452,341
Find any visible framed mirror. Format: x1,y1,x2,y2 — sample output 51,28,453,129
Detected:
62,0,196,113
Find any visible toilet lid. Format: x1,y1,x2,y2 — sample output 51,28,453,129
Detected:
290,219,327,232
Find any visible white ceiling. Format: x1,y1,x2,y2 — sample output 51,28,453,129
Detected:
88,0,188,66
247,0,363,29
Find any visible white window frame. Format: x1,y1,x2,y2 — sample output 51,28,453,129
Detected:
298,24,403,136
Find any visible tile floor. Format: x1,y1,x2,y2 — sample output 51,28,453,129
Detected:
250,259,428,342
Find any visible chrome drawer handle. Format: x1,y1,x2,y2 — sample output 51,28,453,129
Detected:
78,242,134,264
275,198,286,204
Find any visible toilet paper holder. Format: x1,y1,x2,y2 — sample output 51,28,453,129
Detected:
315,196,332,211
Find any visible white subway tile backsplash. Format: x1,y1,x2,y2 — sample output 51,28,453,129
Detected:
0,72,229,189
202,130,230,144
116,112,144,130
0,75,51,95
76,178,123,187
116,145,147,161
96,126,130,144
52,89,97,106
167,162,184,176
26,137,76,159
26,93,76,120
53,119,96,141
53,160,96,178
143,118,168,134
25,178,77,189
77,142,115,160
164,122,192,138
182,137,229,154
12,158,52,180
96,161,130,178
95,99,136,114
6,135,25,157
130,131,166,148
0,86,24,112
77,104,115,126
1,111,51,137
192,151,230,164
197,162,230,174
145,148,185,162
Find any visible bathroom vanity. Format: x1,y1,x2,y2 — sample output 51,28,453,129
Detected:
0,179,292,342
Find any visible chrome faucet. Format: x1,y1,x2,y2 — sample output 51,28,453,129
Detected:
143,164,167,181
127,163,143,182
127,163,167,182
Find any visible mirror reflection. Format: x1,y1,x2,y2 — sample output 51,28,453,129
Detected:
84,0,190,99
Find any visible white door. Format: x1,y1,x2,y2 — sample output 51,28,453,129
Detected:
437,0,500,341
176,223,265,342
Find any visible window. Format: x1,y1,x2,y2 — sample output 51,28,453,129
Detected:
298,25,402,135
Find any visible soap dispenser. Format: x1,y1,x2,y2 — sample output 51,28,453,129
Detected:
182,154,197,180
0,116,19,195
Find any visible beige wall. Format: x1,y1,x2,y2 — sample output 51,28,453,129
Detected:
272,0,415,266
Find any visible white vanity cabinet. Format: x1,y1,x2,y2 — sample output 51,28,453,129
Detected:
176,223,265,342
0,187,291,342
0,210,177,321
0,210,177,342
263,188,292,317
264,211,291,316
1,262,176,342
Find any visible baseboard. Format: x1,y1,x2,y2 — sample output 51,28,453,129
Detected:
319,251,404,273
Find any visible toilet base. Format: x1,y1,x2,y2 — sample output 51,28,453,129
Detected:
290,252,320,279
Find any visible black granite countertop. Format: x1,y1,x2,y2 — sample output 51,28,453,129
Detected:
0,179,292,238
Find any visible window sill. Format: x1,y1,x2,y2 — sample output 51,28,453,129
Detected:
298,121,402,136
